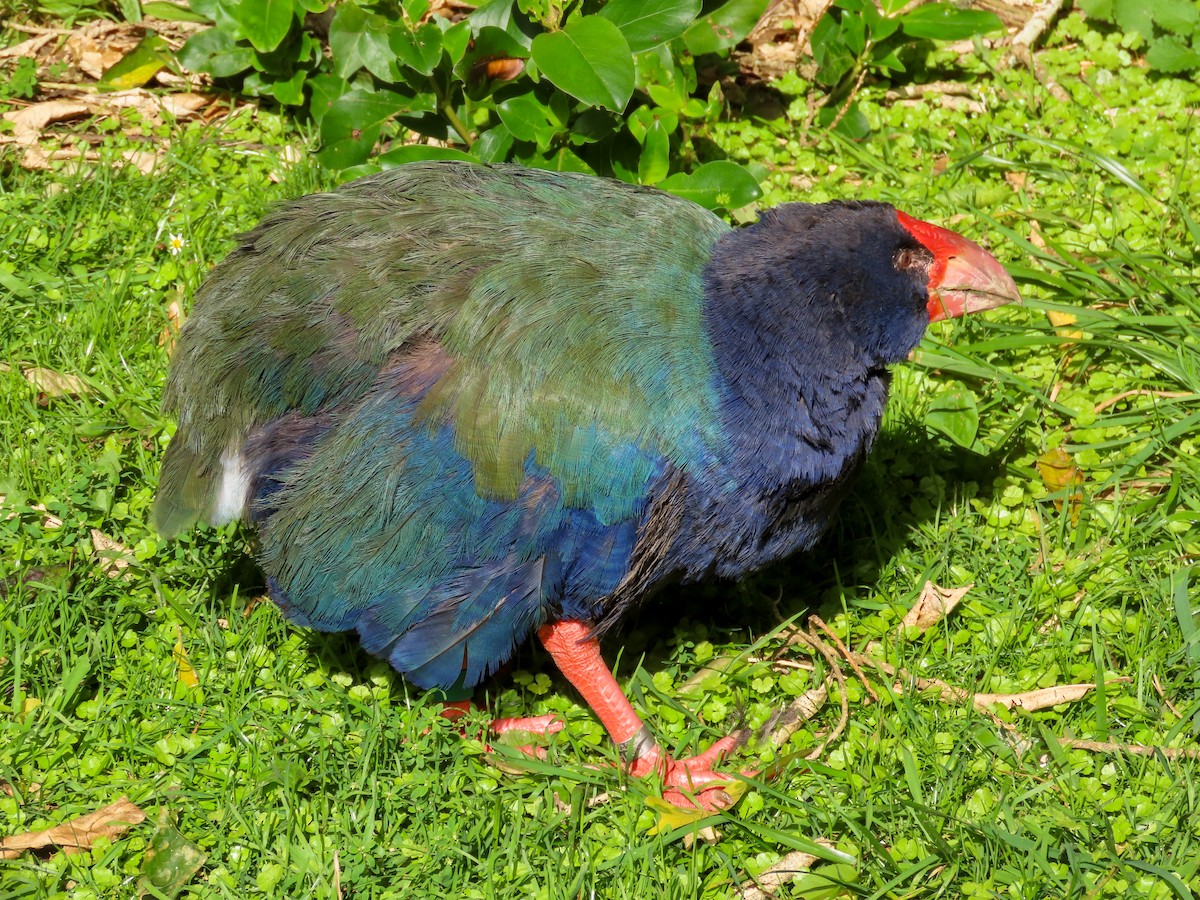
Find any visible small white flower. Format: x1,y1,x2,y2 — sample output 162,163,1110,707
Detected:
168,233,187,256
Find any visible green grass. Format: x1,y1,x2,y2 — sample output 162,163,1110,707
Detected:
3,14,1200,900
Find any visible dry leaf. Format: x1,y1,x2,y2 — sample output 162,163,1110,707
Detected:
0,32,58,60
173,631,200,689
1,99,92,145
1004,171,1028,190
974,682,1096,712
158,298,186,350
159,92,212,119
33,504,64,529
1036,447,1083,515
0,494,63,528
739,849,823,900
1,797,145,859
121,148,162,175
901,581,972,632
1028,220,1047,249
21,366,92,401
65,21,135,80
91,529,134,579
681,825,722,849
1046,309,1083,341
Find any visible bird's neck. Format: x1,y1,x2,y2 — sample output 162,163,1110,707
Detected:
667,232,894,578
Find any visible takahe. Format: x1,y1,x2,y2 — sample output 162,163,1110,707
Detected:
156,162,1019,808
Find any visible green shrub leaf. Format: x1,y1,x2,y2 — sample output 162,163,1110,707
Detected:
456,26,531,99
142,1,211,23
496,93,560,148
899,4,1004,40
330,6,396,80
98,33,172,90
178,28,246,78
658,160,761,209
390,22,444,76
1145,35,1200,71
531,16,634,111
682,0,769,55
637,119,671,184
318,88,428,169
377,145,477,167
237,0,296,53
307,73,349,125
598,0,702,52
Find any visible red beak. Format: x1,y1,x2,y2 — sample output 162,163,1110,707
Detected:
897,211,1022,322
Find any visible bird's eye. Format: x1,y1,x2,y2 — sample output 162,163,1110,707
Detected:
894,247,931,274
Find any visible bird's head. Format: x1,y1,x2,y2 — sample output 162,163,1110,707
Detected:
722,200,1021,365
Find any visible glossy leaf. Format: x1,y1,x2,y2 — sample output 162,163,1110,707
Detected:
237,0,296,53
682,0,769,55
98,33,173,90
925,385,980,448
307,73,349,125
658,160,761,209
142,1,210,22
245,68,307,105
475,123,515,162
178,29,242,77
637,119,670,184
456,26,531,99
899,4,1004,40
377,145,477,167
330,6,396,81
318,88,423,169
531,16,634,110
441,19,472,65
391,21,444,76
598,0,701,52
496,93,560,148
809,14,855,86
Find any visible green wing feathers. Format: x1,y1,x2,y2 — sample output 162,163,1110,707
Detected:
155,163,730,536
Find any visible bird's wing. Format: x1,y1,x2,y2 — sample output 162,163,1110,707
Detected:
248,343,655,689
155,162,730,537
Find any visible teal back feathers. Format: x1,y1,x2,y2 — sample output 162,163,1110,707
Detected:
156,163,729,538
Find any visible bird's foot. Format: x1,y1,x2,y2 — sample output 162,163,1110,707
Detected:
441,700,563,759
627,731,753,811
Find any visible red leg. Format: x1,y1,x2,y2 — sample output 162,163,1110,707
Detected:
539,619,749,810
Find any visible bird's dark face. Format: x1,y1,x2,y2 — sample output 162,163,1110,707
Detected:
735,201,1020,365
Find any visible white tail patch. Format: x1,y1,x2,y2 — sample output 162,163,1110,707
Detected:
211,445,251,525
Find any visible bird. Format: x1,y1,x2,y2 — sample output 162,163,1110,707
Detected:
155,161,1020,809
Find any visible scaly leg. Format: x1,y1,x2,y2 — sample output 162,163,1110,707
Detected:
539,619,749,810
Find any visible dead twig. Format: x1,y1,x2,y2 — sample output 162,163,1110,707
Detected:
1151,674,1182,718
810,616,879,702
1059,739,1200,760
1092,389,1193,414
826,68,868,132
1006,0,1070,67
782,625,850,759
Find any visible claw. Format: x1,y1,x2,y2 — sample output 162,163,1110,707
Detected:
629,734,755,811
